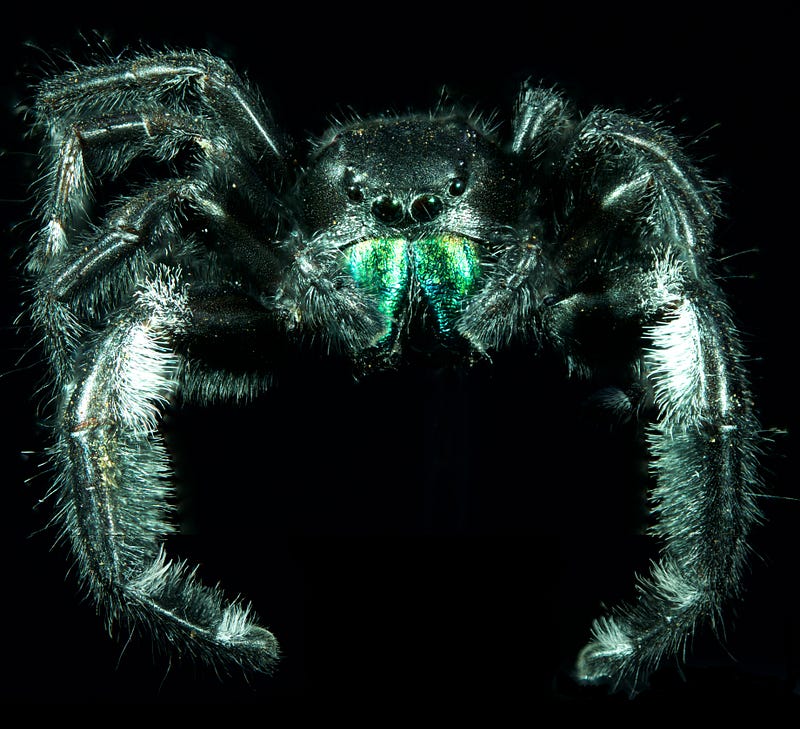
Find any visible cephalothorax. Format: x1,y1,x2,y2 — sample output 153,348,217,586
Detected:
26,50,761,693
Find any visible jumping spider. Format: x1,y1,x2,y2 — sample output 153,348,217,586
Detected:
25,49,761,693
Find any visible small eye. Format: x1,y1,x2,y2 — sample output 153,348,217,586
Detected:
346,185,364,203
448,177,467,196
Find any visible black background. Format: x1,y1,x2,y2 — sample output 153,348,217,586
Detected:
0,5,796,709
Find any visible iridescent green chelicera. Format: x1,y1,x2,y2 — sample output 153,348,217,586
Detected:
343,235,482,343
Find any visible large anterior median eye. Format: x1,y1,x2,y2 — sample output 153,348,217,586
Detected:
371,194,404,224
410,194,443,222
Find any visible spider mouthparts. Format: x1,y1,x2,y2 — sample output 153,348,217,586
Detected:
344,235,482,350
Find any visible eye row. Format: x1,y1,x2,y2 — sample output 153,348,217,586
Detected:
345,176,468,203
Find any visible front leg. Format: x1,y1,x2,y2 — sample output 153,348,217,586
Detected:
54,268,279,671
573,265,761,690
531,105,762,692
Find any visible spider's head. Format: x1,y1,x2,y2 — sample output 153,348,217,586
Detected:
297,115,521,245
291,115,524,363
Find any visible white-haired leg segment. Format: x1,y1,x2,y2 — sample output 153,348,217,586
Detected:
32,171,282,386
575,270,761,691
53,269,279,672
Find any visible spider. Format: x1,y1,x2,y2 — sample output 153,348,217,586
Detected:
25,49,761,694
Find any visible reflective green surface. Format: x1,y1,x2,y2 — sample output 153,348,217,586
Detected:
344,236,482,342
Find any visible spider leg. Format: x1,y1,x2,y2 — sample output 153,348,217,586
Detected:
458,241,544,350
32,168,282,382
29,105,280,274
26,52,302,677
458,84,573,350
538,109,761,691
576,271,760,692
511,83,573,159
36,50,283,161
53,267,279,672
